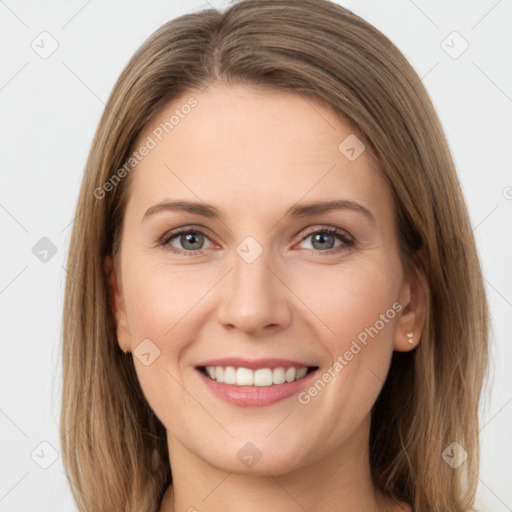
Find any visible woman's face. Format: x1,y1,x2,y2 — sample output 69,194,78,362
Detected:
108,83,419,475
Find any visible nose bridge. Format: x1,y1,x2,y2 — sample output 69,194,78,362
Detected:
216,235,290,333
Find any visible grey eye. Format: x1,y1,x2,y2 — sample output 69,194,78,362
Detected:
179,232,204,250
165,230,213,252
308,232,336,250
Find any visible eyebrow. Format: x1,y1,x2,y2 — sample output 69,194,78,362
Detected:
142,199,375,224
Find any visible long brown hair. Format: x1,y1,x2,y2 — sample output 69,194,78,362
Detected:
60,1,489,510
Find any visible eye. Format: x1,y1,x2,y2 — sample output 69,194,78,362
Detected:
159,228,214,255
296,226,355,254
159,225,355,256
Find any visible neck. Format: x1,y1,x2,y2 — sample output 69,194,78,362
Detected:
159,416,406,512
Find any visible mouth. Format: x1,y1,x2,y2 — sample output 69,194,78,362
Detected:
196,365,319,387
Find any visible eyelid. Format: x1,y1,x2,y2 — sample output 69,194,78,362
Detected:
295,224,354,243
158,222,219,240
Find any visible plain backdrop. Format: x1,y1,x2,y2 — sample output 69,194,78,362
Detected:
1,1,511,510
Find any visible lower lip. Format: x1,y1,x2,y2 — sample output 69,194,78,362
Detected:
195,367,319,407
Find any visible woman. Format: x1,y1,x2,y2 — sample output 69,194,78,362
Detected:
60,1,489,511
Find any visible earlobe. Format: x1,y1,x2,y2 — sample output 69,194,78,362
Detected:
105,255,131,353
394,259,429,352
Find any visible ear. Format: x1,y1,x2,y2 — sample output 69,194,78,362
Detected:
394,252,429,352
105,255,131,353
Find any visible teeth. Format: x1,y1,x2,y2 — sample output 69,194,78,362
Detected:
236,367,254,386
203,365,310,386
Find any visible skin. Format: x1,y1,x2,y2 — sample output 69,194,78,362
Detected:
106,83,426,512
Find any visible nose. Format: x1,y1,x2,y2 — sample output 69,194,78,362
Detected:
215,246,292,336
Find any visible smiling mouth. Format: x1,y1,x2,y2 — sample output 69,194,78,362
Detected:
197,365,319,387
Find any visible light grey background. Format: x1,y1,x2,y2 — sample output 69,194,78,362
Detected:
1,1,511,510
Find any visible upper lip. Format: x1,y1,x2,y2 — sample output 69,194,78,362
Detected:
196,357,318,370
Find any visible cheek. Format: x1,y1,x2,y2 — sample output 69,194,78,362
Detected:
292,259,401,403
123,261,207,343
295,257,400,344
282,264,401,456
123,263,206,432
335,271,397,345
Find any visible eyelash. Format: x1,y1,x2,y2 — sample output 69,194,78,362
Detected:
158,226,355,257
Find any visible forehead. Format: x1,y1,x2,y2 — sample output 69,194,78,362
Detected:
126,84,389,222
